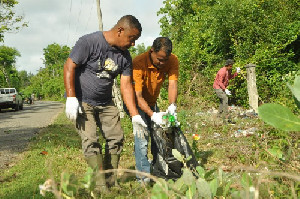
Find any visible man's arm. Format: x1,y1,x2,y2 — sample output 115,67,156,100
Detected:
64,58,77,97
168,80,178,104
120,75,139,117
135,91,154,117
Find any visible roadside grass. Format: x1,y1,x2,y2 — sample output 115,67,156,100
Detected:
0,95,299,198
0,112,154,199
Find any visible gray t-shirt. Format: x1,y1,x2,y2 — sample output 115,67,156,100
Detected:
69,31,132,106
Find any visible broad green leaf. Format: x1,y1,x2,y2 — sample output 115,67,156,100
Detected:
196,178,212,199
287,76,300,102
173,176,185,191
241,173,252,189
210,178,218,197
151,183,168,199
204,168,216,181
196,166,205,178
267,147,284,160
258,103,300,131
182,168,194,186
172,149,184,162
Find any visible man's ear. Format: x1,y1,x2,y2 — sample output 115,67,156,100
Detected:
150,47,154,53
117,27,125,36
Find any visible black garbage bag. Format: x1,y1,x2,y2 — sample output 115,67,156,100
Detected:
151,125,198,180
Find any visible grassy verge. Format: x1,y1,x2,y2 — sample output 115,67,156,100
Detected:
0,112,153,199
0,99,299,198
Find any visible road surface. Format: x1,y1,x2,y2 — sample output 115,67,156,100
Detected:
0,101,64,169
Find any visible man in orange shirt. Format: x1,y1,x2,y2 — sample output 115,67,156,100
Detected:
131,37,179,183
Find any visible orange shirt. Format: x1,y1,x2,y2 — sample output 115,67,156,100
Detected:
132,51,179,106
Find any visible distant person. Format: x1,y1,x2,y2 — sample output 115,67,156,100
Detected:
213,59,241,123
63,15,146,193
31,93,35,104
127,37,179,183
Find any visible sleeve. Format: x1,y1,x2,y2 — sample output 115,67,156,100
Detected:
69,36,91,65
168,55,179,81
229,72,238,80
132,60,144,92
121,52,133,76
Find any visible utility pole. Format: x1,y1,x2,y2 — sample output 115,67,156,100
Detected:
96,0,103,31
95,0,124,118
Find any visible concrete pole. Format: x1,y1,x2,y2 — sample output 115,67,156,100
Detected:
95,0,103,31
246,63,259,113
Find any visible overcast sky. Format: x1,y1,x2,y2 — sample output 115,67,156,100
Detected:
2,0,164,74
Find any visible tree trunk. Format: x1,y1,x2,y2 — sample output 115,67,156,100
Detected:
246,63,258,113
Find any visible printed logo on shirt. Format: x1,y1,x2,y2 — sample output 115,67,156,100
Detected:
96,58,118,79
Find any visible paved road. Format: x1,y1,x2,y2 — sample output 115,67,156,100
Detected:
0,101,64,169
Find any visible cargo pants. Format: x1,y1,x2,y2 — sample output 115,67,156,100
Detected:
214,89,229,119
76,101,124,157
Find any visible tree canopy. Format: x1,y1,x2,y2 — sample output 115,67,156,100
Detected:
0,0,27,42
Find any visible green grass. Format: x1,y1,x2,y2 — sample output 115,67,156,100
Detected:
0,112,154,199
0,94,299,198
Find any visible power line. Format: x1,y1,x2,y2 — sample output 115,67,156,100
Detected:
66,0,73,46
84,0,95,33
75,0,84,35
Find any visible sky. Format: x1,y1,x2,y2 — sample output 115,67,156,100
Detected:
2,0,164,74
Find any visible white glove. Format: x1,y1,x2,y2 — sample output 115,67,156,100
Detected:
132,115,147,127
65,97,79,120
236,67,241,73
167,103,178,121
132,115,147,138
225,89,231,96
151,112,167,126
167,103,177,115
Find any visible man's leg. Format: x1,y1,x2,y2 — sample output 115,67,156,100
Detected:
76,102,107,191
96,101,124,187
215,89,228,119
133,107,151,183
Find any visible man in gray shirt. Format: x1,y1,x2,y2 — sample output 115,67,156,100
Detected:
64,15,146,193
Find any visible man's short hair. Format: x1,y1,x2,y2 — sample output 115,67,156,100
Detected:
152,37,172,56
116,15,142,33
225,59,234,66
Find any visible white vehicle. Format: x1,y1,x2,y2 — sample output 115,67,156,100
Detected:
0,88,23,111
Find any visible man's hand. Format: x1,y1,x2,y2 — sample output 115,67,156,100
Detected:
132,115,147,127
167,103,176,115
167,103,178,121
65,97,79,120
225,89,231,96
236,67,241,73
151,112,167,126
132,115,147,138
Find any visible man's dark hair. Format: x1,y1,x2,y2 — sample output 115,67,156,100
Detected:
152,37,172,56
116,15,142,33
225,59,234,66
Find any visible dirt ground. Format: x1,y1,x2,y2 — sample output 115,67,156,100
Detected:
0,101,64,169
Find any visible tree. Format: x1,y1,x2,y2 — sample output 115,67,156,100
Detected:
22,43,70,100
0,45,20,87
0,0,28,42
129,43,150,58
158,0,300,107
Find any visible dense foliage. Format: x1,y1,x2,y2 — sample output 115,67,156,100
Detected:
158,0,300,109
21,43,70,100
0,45,30,90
